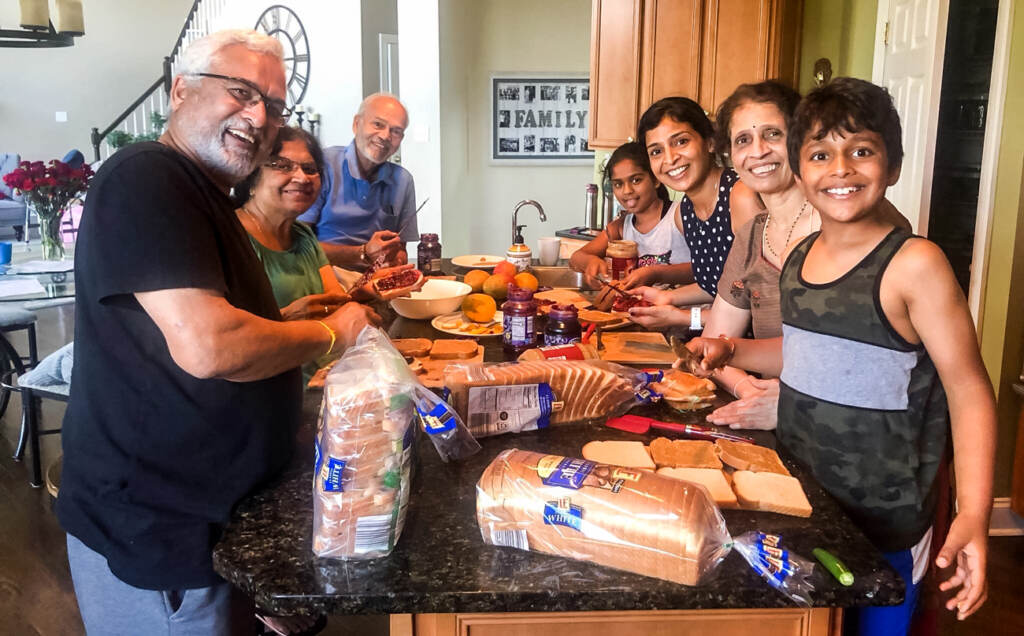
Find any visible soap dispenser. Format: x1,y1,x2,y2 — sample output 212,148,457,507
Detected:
506,224,532,273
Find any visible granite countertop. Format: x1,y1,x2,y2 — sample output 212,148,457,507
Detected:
213,315,904,616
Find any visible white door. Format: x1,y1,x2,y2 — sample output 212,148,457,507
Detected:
871,0,949,234
379,33,399,96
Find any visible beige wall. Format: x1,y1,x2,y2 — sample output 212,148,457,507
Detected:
439,0,593,257
798,0,878,93
361,0,398,97
0,0,194,161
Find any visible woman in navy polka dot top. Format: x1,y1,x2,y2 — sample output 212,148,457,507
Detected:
628,97,762,322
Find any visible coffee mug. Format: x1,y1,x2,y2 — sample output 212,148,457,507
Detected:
0,241,12,265
537,237,561,266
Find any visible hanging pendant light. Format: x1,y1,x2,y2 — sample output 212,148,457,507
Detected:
2,0,85,48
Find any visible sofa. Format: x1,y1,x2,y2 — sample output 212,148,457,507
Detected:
0,153,27,241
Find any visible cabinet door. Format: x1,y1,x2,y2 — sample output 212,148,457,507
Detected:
589,0,645,148
640,0,704,109
699,0,801,113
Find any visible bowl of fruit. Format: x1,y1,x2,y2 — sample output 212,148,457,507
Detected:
389,278,473,320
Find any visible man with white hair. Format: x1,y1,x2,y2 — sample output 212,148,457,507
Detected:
299,93,416,267
56,29,376,634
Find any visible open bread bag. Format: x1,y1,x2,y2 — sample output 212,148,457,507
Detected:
444,360,663,438
313,327,479,559
477,449,732,585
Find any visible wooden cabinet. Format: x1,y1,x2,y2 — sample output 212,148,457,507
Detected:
588,0,803,148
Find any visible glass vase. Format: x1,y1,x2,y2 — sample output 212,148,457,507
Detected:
38,213,65,261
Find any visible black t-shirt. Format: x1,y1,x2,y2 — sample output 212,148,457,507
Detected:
56,142,302,590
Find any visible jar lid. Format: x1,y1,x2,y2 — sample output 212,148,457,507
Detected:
507,244,530,253
419,233,438,240
547,303,579,320
505,285,535,301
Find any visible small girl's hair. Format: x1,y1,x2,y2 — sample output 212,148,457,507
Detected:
604,142,670,203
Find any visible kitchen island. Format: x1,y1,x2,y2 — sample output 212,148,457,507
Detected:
213,313,904,636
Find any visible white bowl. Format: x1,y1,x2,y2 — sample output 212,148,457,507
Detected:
389,279,473,320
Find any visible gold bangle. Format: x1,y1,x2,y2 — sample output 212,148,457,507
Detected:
316,320,337,355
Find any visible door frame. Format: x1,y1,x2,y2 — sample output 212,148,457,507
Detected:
873,0,1014,330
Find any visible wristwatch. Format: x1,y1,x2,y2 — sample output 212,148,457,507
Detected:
690,306,702,331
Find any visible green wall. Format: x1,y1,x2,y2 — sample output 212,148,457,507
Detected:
798,0,879,93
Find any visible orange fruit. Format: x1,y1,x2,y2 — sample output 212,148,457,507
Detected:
461,293,497,322
493,261,517,279
463,269,489,293
513,272,539,291
482,274,513,300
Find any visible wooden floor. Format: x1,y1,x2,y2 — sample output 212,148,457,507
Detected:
0,305,1020,635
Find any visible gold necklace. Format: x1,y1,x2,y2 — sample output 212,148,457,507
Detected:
763,200,809,259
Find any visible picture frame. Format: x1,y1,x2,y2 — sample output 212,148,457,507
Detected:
491,74,593,165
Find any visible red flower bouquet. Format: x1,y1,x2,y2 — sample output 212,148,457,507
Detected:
2,159,93,259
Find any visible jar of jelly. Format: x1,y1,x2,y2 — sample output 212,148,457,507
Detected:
544,304,582,346
501,286,537,356
417,233,442,275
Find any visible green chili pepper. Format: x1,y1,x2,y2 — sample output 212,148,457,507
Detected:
813,548,854,586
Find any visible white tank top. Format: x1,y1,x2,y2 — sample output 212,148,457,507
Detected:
621,200,691,266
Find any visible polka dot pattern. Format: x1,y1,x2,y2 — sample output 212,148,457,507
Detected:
680,168,739,297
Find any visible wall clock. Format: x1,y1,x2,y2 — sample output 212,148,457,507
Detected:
254,5,310,107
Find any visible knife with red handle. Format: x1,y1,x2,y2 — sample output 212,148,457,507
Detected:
606,414,754,443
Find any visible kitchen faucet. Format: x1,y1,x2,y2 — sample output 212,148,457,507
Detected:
512,200,546,244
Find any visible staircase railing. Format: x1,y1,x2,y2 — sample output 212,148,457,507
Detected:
90,0,226,162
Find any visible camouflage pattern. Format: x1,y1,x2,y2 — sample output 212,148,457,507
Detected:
778,229,948,552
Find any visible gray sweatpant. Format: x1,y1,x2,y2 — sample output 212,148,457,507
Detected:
66,534,254,635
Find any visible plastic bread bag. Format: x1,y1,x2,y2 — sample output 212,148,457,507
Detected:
733,532,817,606
444,360,663,438
312,328,477,560
476,449,732,585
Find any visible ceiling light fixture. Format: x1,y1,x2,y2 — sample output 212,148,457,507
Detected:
1,0,85,48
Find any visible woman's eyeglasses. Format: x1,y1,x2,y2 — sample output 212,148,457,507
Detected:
192,72,292,125
264,157,320,176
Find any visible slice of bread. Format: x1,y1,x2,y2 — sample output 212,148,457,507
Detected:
429,339,479,360
581,440,656,470
657,467,739,508
578,309,621,326
648,437,723,469
732,470,812,517
715,439,791,476
391,338,433,358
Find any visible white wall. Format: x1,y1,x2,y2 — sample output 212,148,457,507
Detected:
209,0,363,148
438,0,593,257
0,0,193,160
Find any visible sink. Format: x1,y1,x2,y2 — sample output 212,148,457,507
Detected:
531,265,593,290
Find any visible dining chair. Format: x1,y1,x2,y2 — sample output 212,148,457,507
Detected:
10,341,72,487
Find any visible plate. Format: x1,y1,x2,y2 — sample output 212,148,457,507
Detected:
451,254,505,269
431,311,505,337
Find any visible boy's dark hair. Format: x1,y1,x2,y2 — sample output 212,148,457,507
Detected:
232,126,325,207
636,96,715,150
603,141,671,204
787,77,903,177
714,80,801,157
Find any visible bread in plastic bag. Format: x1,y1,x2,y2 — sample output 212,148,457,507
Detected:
733,531,817,606
313,327,478,559
476,449,732,585
444,360,662,438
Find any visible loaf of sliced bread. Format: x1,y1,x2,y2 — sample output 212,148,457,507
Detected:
649,437,723,469
581,440,656,470
732,471,812,518
656,467,739,509
715,439,791,475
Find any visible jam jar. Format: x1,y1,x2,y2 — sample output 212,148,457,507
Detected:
417,233,442,275
544,303,582,346
501,286,538,356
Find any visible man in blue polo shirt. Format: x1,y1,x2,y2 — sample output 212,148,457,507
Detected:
299,93,417,267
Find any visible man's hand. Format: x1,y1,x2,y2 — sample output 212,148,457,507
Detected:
707,377,779,429
629,285,676,306
365,230,402,264
627,304,686,330
323,302,382,349
936,512,990,620
619,266,660,290
683,337,734,377
581,257,610,290
279,292,352,321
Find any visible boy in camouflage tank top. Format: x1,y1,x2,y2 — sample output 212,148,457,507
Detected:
684,78,996,634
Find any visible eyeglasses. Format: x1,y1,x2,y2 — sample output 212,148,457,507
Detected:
264,157,320,176
192,72,292,125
